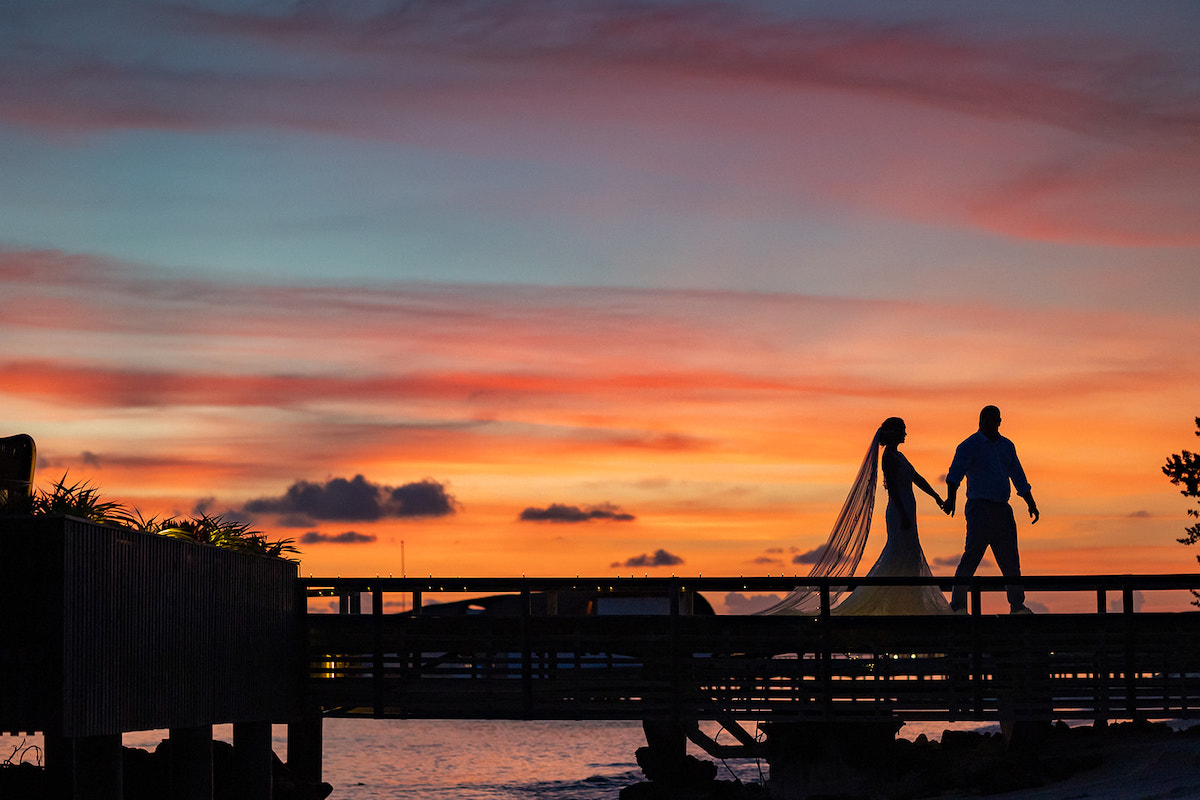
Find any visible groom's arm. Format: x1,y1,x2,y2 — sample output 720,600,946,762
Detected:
1019,491,1039,524
944,439,970,517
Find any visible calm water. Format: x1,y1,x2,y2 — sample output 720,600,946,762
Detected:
3,718,985,800
309,718,764,799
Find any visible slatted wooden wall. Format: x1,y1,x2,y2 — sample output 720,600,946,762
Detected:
0,516,300,737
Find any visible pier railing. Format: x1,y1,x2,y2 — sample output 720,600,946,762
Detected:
301,575,1200,725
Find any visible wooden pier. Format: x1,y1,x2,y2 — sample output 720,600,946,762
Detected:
2,516,1199,799
302,575,1200,730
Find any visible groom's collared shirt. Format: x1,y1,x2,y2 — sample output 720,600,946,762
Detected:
947,431,1031,503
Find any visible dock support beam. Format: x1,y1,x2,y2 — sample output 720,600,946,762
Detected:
43,734,73,800
43,734,123,800
169,725,213,800
234,722,274,800
287,713,324,787
73,734,122,800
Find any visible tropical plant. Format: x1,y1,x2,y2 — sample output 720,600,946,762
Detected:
1162,416,1200,607
30,474,133,523
3,473,299,562
157,513,299,559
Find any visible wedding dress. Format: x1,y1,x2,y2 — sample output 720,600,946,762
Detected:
755,434,951,616
830,451,951,616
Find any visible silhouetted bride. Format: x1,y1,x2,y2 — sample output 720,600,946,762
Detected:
757,417,952,616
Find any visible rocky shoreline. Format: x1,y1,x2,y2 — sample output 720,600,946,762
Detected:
3,720,1196,799
619,719,1200,800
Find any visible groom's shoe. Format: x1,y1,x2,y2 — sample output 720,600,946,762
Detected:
1010,605,1034,615
950,603,968,615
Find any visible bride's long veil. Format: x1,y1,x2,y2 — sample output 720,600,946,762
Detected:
754,435,880,615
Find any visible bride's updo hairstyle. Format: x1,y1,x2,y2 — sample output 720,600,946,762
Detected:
877,417,905,446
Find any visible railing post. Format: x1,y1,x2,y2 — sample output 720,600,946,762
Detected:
373,587,384,716
970,594,984,717
819,581,832,719
520,578,533,718
1123,579,1137,717
670,576,682,726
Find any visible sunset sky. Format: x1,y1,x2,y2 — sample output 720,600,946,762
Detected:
3,1,1199,613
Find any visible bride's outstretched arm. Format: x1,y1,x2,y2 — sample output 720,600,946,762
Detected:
912,467,945,509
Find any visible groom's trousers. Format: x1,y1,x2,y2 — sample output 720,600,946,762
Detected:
951,498,1025,611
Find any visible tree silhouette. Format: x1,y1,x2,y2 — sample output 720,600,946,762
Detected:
1162,416,1200,607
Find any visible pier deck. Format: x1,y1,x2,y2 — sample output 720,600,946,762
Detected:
302,575,1200,726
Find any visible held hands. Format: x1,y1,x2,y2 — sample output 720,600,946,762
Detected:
943,483,958,517
941,497,956,517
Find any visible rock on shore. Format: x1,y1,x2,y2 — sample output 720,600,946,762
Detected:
619,719,1200,800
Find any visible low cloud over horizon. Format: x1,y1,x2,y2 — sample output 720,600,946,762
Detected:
611,549,684,569
520,503,635,523
246,475,458,524
724,592,782,615
931,554,990,570
299,531,377,545
792,546,827,565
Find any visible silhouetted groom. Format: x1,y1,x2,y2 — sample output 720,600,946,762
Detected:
944,405,1039,615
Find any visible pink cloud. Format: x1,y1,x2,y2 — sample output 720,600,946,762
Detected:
168,2,1200,145
4,5,1196,248
4,248,1196,409
965,148,1200,247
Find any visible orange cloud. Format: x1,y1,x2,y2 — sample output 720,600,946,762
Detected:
5,250,1200,579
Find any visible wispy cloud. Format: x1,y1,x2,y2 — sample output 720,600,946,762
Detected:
139,2,1200,147
3,4,1196,251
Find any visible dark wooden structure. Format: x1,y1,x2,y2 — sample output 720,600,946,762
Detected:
302,575,1200,736
0,516,301,800
2,512,1197,799
0,433,36,513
